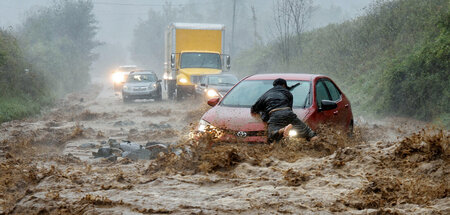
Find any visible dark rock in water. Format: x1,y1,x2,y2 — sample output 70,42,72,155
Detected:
80,142,96,149
147,144,169,159
100,140,107,145
119,142,142,152
122,148,151,160
113,120,135,127
106,155,117,162
93,147,112,158
172,148,183,156
108,138,120,148
111,148,123,156
145,141,162,147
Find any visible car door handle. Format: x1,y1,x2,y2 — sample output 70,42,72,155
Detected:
333,111,338,115
345,104,349,108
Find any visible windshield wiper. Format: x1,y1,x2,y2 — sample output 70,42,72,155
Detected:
303,88,311,108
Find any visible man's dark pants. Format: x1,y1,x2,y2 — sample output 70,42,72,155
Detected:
267,109,313,142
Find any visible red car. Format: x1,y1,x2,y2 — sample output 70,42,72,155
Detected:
197,73,353,143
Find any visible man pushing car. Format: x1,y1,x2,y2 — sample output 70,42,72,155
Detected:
251,78,318,143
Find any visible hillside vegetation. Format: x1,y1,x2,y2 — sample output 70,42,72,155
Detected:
0,0,98,123
235,0,449,126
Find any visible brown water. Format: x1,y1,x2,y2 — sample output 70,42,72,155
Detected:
0,83,448,214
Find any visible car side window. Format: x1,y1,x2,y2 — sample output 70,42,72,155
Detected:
323,80,341,101
315,81,331,108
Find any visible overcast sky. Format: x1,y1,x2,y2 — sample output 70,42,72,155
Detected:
1,0,372,44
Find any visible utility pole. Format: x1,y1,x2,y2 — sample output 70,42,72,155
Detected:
231,0,237,55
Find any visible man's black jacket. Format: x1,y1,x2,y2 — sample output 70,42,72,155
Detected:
251,86,293,122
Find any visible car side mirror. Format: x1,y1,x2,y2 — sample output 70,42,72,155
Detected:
170,53,175,69
320,100,337,111
207,97,220,107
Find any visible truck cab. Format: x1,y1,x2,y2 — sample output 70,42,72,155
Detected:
163,23,231,100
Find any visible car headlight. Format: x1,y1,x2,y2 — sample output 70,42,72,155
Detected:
179,78,188,84
153,83,157,88
198,119,214,132
207,89,219,98
112,72,124,83
289,130,298,137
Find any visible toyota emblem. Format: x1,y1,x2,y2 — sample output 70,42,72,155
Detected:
236,131,247,137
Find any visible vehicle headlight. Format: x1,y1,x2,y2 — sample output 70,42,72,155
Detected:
152,83,157,88
289,130,298,137
207,89,219,98
179,78,188,84
163,73,168,79
112,72,124,83
198,119,214,132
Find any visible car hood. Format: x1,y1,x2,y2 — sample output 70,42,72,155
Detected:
124,82,155,87
202,105,310,132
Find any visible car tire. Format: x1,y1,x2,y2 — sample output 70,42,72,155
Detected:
123,96,131,103
347,121,354,138
155,93,162,101
176,88,183,101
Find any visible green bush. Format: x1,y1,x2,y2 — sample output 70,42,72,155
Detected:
234,0,449,125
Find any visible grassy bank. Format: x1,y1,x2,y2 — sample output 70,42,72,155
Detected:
235,0,449,126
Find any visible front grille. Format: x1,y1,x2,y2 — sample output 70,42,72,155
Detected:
221,129,266,137
190,75,203,84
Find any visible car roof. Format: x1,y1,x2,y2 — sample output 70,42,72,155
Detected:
245,73,321,81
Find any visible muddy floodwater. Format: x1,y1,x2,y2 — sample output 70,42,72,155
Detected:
0,83,448,214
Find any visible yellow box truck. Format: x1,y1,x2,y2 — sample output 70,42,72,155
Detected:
163,23,230,100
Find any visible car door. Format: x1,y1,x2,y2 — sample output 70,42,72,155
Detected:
313,79,337,126
323,79,351,128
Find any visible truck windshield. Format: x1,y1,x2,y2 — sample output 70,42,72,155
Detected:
180,53,221,69
221,80,311,108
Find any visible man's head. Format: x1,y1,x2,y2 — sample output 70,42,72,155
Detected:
273,78,287,88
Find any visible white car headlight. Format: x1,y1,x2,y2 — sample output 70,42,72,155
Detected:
289,130,298,137
207,89,219,98
198,119,213,132
112,72,124,83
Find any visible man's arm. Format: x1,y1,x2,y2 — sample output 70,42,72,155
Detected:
288,92,293,109
251,94,265,114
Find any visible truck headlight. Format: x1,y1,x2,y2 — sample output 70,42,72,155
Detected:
289,130,298,137
179,78,188,84
198,119,213,132
207,89,219,98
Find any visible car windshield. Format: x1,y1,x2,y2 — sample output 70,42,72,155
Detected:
208,75,238,86
126,74,156,83
180,53,221,69
221,80,311,108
